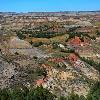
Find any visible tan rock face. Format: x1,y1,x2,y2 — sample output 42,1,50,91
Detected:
0,55,15,88
9,36,32,49
75,21,93,27
58,71,75,80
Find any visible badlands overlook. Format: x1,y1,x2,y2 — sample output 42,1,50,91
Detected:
0,11,100,100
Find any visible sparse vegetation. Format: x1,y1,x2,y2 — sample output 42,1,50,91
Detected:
80,57,100,72
0,82,100,100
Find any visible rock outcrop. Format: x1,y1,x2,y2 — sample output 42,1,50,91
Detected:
0,53,15,88
41,58,100,97
9,36,32,49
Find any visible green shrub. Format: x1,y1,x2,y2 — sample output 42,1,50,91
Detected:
87,81,100,100
0,86,56,100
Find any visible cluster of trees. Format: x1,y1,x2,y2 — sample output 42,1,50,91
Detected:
36,25,52,32
68,26,96,40
60,48,75,53
0,86,55,100
96,30,100,36
66,32,96,42
29,31,65,38
68,27,80,32
30,41,43,47
16,28,65,39
52,42,60,49
83,33,96,40
0,81,100,100
16,31,26,40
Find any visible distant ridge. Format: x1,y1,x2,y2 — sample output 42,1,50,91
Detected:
0,10,100,16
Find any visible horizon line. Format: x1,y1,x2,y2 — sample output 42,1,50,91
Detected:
0,10,100,13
